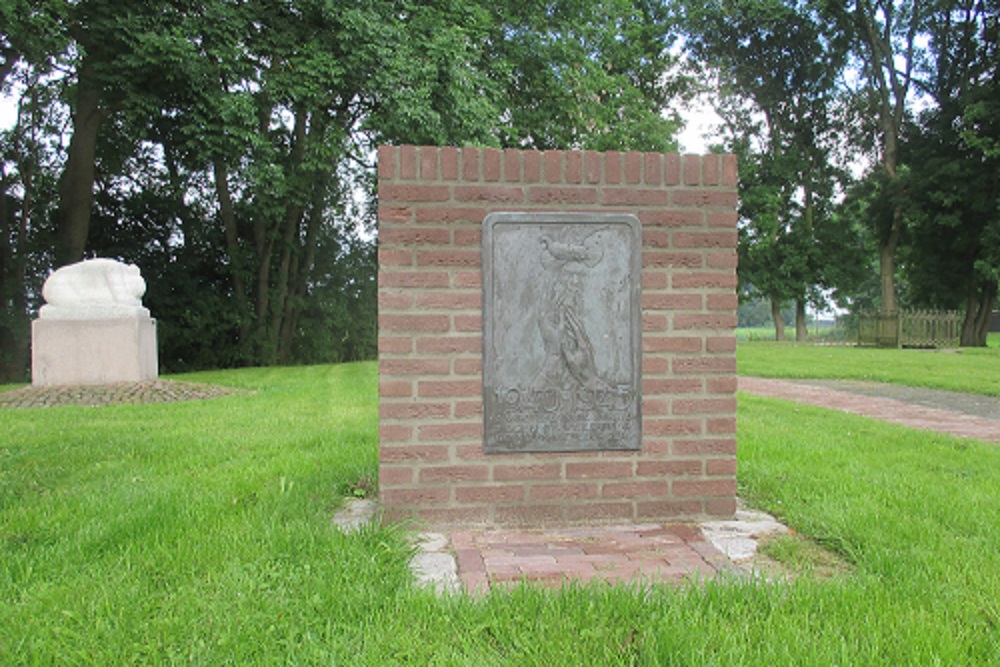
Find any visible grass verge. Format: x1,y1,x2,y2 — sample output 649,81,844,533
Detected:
738,341,1000,396
3,365,1000,663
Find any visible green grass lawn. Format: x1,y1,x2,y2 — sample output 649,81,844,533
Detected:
3,362,1000,663
738,340,1000,396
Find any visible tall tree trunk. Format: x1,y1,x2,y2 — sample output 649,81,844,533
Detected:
212,158,253,350
795,299,808,341
961,279,996,347
770,297,785,341
55,55,106,267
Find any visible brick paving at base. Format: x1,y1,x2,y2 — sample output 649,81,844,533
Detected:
739,377,1000,443
0,380,241,408
450,523,730,593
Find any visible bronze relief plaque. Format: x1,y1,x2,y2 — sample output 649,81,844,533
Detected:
482,212,642,453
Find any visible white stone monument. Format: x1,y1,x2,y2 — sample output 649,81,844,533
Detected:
31,259,158,386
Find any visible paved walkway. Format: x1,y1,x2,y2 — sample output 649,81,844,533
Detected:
739,377,1000,443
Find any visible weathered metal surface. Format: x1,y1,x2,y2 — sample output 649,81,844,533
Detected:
482,212,642,453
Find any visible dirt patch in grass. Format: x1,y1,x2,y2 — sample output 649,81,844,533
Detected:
0,380,245,408
756,533,853,580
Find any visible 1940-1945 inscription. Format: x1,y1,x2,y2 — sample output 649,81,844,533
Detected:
482,212,642,453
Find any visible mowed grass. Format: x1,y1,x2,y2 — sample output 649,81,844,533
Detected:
738,340,1000,396
2,361,1000,663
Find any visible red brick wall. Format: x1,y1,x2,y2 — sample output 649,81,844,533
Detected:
377,145,738,527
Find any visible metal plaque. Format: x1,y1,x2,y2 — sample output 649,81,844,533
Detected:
483,212,642,453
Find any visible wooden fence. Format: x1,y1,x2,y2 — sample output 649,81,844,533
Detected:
858,310,963,348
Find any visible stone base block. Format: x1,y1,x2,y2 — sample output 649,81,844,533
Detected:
31,317,158,386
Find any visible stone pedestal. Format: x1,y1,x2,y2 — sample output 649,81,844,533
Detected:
31,317,158,386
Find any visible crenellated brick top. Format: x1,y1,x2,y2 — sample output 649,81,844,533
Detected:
377,145,738,529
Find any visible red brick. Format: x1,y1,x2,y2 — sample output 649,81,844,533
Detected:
636,460,703,477
379,227,451,245
524,151,542,182
642,357,670,374
707,417,737,434
565,502,634,522
419,146,438,180
399,145,418,179
378,145,396,180
636,500,701,519
602,481,669,498
415,292,480,310
722,154,738,186
455,185,525,203
673,438,736,456
420,465,489,483
707,497,738,517
673,189,739,208
545,150,562,183
707,457,737,475
378,291,412,310
378,423,412,443
380,443,449,462
643,229,670,248
456,485,525,503
380,380,412,398
453,229,482,246
673,397,737,415
418,379,481,398
529,483,598,500
378,358,451,376
625,151,642,183
463,146,480,180
418,422,483,442
452,271,482,289
378,206,411,223
380,183,450,202
441,146,459,179
414,206,488,224
585,151,602,183
642,272,668,290
643,293,702,310
379,271,450,288
643,336,702,353
528,186,598,204
708,211,738,228
643,314,667,331
601,188,669,206
378,402,451,420
378,248,412,266
673,356,737,374
643,251,703,269
606,151,622,184
674,231,738,249
379,465,414,485
672,273,738,289
416,249,481,267
642,378,702,395
378,313,450,332
707,337,737,353
454,315,482,332
707,377,738,394
707,294,739,311
665,153,681,185
673,479,737,498
454,359,483,376
643,439,671,455
565,151,583,183
415,336,480,354
673,314,738,330
483,148,502,181
377,336,412,354
566,461,633,479
703,154,719,185
381,487,450,505
645,152,663,185
504,149,521,181
454,400,483,418
683,154,701,185
492,463,561,481
495,505,566,526
707,252,739,269
639,210,703,227
644,418,703,436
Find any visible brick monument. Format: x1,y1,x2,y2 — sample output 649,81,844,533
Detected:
377,145,738,527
